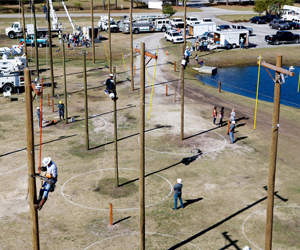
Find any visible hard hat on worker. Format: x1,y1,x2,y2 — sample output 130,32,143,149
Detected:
43,157,51,166
109,73,113,77
37,107,40,110
59,101,62,104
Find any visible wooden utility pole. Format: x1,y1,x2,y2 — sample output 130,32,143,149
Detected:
130,0,134,90
181,45,184,141
90,0,95,64
113,67,119,187
139,42,145,250
25,69,40,250
108,0,112,73
62,39,68,124
261,55,294,250
21,0,27,62
32,0,39,77
83,51,89,150
47,0,54,96
183,0,187,49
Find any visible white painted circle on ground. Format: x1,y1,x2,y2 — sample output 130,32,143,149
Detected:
242,206,300,250
0,146,27,176
61,168,172,211
84,232,201,250
138,127,226,156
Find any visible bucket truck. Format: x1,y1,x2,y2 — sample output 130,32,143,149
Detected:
62,0,80,35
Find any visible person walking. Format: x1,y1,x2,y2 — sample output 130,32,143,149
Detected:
103,73,117,100
219,107,224,126
213,106,218,125
34,157,58,211
173,178,184,210
58,33,62,44
229,120,235,144
57,101,65,121
230,108,236,121
43,4,47,20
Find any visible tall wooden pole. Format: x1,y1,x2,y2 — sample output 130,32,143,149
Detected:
183,0,187,49
62,39,68,124
83,51,89,150
181,45,184,141
90,0,95,64
47,0,54,96
130,0,134,90
265,55,282,250
25,69,40,250
32,0,39,77
139,42,145,250
113,67,119,187
108,0,112,73
21,0,27,62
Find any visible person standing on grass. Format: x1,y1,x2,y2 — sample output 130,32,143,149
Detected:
219,107,224,126
229,120,235,144
173,179,184,210
213,106,218,125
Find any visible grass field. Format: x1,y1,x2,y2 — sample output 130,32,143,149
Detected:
0,9,300,250
216,14,257,22
213,5,257,12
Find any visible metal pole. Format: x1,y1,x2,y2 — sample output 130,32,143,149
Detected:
25,69,40,250
113,67,119,187
47,0,54,96
83,51,89,150
139,42,145,250
184,0,187,49
62,39,68,124
130,0,134,90
32,0,39,77
21,0,27,63
265,54,282,250
108,0,112,73
180,47,184,141
90,0,95,64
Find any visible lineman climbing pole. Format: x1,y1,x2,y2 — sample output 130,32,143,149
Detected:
259,55,295,250
47,0,54,96
130,0,134,90
32,0,39,77
25,69,40,250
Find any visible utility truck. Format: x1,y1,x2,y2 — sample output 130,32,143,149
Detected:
98,16,119,32
170,18,185,29
0,54,26,93
0,43,24,59
210,30,249,49
189,22,217,37
282,5,300,22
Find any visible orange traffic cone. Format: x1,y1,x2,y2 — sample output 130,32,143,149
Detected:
166,51,168,55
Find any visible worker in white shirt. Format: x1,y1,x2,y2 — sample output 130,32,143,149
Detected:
34,157,58,211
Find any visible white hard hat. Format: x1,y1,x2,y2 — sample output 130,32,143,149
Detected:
42,157,51,166
109,73,113,77
186,46,189,49
109,93,115,99
242,247,251,250
37,107,40,109
177,178,182,184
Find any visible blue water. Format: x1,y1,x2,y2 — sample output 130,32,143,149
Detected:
195,66,300,108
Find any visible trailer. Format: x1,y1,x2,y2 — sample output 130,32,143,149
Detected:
82,26,98,40
212,30,249,49
189,22,217,37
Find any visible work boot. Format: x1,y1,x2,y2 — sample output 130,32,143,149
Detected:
34,198,47,211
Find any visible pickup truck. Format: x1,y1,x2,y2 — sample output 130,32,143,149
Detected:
20,35,49,47
269,20,289,30
265,31,299,45
170,18,185,29
230,24,253,35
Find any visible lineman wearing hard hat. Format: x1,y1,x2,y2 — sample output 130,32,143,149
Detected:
103,73,117,100
34,157,58,211
57,101,65,122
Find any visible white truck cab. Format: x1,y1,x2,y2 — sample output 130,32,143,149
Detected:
186,17,200,26
171,18,185,28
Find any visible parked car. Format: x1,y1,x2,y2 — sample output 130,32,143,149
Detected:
249,16,267,24
164,30,184,43
269,19,289,30
263,14,280,23
217,24,231,31
286,21,300,30
230,24,253,35
186,17,199,26
265,30,299,45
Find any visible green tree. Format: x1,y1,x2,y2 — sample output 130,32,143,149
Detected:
253,0,270,14
162,4,177,16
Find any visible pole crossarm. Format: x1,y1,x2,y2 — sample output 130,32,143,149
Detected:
257,61,295,76
135,48,158,59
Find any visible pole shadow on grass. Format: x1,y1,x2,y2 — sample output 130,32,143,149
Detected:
219,231,241,250
113,216,131,225
183,198,203,208
167,187,288,249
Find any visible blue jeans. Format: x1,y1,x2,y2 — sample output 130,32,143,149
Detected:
41,179,57,198
213,117,216,124
59,110,64,120
230,131,234,143
174,194,184,209
240,42,244,49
